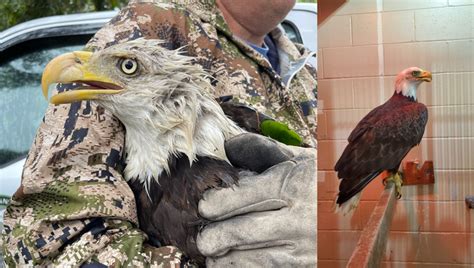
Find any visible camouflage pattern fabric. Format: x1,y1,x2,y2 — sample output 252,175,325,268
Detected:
1,0,317,266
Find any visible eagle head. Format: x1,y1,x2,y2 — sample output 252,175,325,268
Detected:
394,66,432,100
41,38,243,184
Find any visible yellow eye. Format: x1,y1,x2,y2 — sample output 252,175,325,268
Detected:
120,58,138,75
411,70,420,77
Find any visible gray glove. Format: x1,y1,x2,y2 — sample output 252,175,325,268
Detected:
196,133,317,267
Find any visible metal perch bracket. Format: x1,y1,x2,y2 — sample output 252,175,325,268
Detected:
402,160,435,185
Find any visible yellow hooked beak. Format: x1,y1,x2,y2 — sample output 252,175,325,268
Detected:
41,51,123,104
418,70,432,82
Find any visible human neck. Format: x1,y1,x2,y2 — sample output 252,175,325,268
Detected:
216,0,266,45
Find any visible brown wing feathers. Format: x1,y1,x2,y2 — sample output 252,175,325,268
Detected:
335,93,428,205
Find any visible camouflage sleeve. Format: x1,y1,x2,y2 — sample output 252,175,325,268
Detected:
0,89,185,266
1,1,201,266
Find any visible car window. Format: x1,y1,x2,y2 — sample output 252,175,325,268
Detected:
281,21,303,44
0,39,86,166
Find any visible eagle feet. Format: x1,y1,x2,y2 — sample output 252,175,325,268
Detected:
382,172,404,199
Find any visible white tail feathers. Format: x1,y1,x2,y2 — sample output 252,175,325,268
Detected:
334,192,362,216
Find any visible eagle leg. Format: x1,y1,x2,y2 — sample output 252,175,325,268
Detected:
382,172,404,199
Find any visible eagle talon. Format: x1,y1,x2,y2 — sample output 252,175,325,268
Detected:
394,172,404,200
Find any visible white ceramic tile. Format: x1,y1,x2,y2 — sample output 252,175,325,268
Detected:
417,138,474,170
318,48,324,79
382,11,415,43
415,6,474,41
318,260,348,268
389,170,474,202
318,140,349,170
325,108,372,140
318,79,353,109
319,200,378,230
319,230,361,260
317,112,328,140
383,76,398,99
336,0,378,15
419,72,474,106
381,262,473,267
449,0,474,6
448,40,474,72
352,13,379,45
470,234,474,264
391,200,471,232
319,15,352,48
317,171,339,200
383,0,447,11
424,105,474,138
323,45,381,78
383,42,449,75
384,232,471,263
352,77,385,108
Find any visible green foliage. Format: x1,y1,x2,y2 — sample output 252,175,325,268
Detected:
0,0,128,31
260,120,303,146
297,0,317,3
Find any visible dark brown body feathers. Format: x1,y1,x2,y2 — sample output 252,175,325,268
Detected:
334,93,428,204
129,155,238,266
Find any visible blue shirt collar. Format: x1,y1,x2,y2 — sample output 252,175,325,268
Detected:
246,40,270,59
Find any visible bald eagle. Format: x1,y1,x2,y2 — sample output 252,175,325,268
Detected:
41,39,259,265
334,67,431,213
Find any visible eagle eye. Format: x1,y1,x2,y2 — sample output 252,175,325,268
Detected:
120,58,138,75
411,70,420,77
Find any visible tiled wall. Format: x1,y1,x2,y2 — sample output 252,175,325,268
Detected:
317,0,474,267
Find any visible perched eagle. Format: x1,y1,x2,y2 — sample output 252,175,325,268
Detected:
334,67,431,213
41,39,292,265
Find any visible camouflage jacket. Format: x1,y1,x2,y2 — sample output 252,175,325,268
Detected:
1,0,317,266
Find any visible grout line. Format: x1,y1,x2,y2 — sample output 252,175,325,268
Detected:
320,70,474,79
319,70,474,80
319,136,474,141
349,15,353,46
321,103,474,111
380,261,474,266
388,231,474,235
331,5,472,17
319,37,474,49
376,0,385,104
318,168,474,172
390,200,473,203
320,228,474,234
318,169,474,172
333,5,464,16
320,230,369,233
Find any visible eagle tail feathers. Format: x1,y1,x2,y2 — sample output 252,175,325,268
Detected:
334,171,381,214
334,192,362,215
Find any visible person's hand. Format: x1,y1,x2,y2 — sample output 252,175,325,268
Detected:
196,133,317,267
